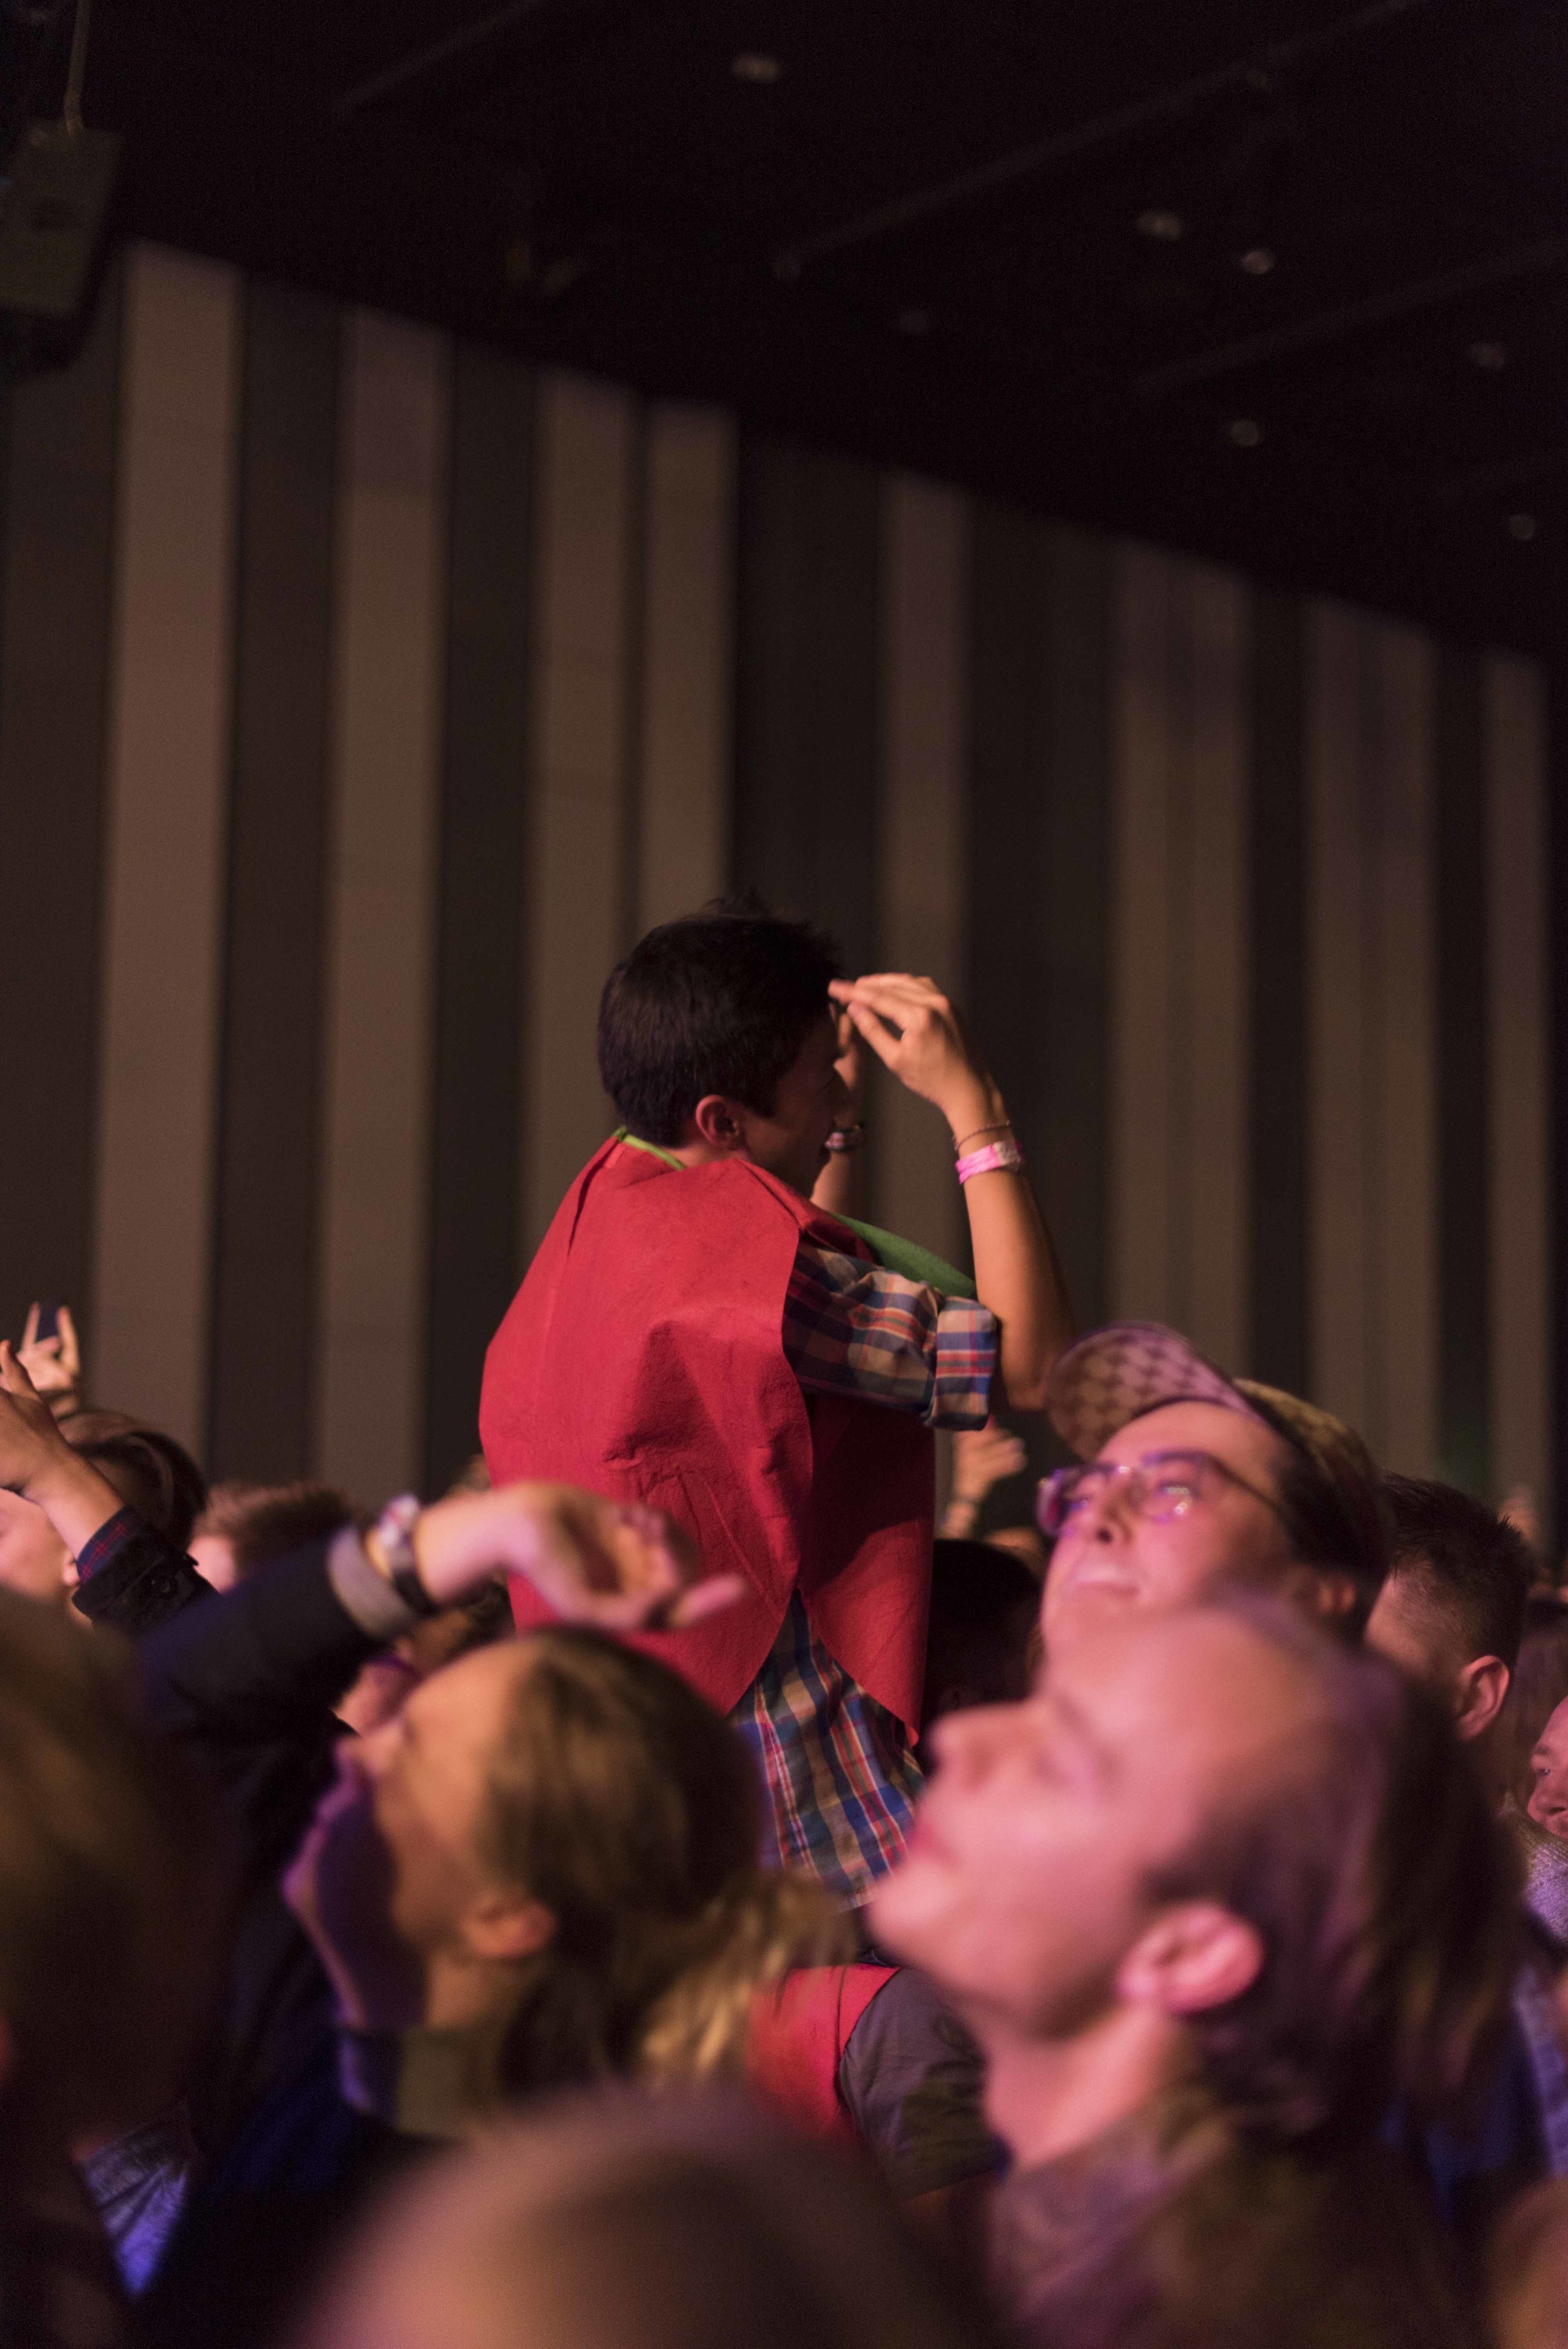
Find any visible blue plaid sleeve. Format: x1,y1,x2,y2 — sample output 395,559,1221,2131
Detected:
781,1238,997,1429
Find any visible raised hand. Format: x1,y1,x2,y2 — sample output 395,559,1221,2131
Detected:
827,973,1002,1139
410,1481,744,1631
18,1303,83,1418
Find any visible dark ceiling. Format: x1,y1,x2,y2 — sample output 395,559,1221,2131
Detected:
7,0,1565,651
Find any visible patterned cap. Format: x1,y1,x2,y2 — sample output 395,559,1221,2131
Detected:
1047,1322,1386,1595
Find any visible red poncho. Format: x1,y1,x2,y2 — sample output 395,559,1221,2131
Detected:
479,1138,935,1735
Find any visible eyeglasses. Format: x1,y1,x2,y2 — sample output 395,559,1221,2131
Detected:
1036,1449,1289,1539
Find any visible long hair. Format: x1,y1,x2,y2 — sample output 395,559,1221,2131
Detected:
1147,1599,1518,2144
477,1630,845,2096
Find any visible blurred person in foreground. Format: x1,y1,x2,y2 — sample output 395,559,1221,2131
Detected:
295,2093,998,2349
482,906,1074,1909
0,1591,220,2349
872,1596,1514,2349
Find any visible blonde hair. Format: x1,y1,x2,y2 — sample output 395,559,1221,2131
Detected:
479,1630,847,2097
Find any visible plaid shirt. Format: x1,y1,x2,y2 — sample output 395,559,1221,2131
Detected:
734,1591,926,1905
733,1234,998,1902
783,1237,997,1429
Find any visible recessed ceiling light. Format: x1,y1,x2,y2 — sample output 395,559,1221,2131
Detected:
1468,341,1508,371
732,52,781,83
1240,247,1276,275
897,307,932,335
1508,512,1538,540
1136,208,1185,241
1229,418,1263,447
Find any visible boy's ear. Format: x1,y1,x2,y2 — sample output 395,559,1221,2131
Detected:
691,1095,746,1152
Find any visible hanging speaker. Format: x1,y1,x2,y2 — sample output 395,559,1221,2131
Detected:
0,115,119,319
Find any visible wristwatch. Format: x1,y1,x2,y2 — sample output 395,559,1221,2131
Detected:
366,1494,441,1618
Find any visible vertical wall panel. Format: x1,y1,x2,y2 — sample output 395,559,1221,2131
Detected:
733,439,882,974
424,346,534,1493
969,514,1113,1339
1183,569,1249,1368
95,248,240,1449
1108,549,1248,1362
1109,549,1177,1324
1307,607,1438,1470
879,476,968,1266
1486,654,1550,1513
1371,627,1438,1471
207,284,340,1481
1307,607,1371,1434
1249,591,1310,1394
1433,646,1490,1493
637,403,734,932
521,374,637,1251
316,312,448,1502
0,270,120,1345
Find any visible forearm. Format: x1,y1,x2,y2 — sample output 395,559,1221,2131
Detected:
24,1449,129,1561
947,1083,1073,1414
811,1143,866,1221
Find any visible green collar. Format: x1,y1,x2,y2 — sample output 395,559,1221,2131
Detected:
611,1130,975,1299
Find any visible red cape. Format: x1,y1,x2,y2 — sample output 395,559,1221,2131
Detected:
479,1138,934,1732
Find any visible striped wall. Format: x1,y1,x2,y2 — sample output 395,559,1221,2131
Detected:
0,242,1554,1529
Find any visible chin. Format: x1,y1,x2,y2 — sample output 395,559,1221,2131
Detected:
868,1851,956,1973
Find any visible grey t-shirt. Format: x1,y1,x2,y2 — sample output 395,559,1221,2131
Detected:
837,1966,1004,2197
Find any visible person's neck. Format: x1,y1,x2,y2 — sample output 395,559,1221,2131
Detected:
423,1950,528,2034
977,2001,1192,2173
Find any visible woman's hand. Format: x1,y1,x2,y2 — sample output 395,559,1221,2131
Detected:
411,1482,744,1631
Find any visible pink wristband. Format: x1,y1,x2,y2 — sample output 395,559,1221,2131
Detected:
956,1135,1025,1184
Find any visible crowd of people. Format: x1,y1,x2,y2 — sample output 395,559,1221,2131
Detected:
3,901,1568,2348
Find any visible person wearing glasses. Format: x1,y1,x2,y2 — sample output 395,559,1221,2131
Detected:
1034,1321,1389,1659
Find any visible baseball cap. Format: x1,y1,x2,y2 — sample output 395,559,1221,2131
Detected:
1045,1321,1387,1596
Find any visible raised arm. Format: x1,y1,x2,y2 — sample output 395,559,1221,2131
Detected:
829,974,1073,1413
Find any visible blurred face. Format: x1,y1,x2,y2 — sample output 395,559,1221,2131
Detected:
0,1490,73,1606
735,1010,849,1197
1528,1698,1568,1840
297,1643,531,1965
189,1532,240,1592
1041,1403,1296,1660
872,1610,1308,2035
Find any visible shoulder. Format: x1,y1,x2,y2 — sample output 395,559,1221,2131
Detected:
838,1965,1002,2197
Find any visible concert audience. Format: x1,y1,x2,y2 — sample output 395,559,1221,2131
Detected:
6,908,1568,2349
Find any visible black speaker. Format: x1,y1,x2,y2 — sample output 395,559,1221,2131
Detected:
0,116,119,319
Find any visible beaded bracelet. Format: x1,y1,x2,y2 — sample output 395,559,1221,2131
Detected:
956,1135,1026,1184
952,1120,1012,1154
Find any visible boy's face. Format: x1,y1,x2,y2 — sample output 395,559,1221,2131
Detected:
735,1010,849,1197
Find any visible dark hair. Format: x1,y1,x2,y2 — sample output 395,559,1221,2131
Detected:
1148,1600,1517,2145
922,1539,1039,1731
597,905,839,1147
1495,1594,1568,1812
482,1630,837,2092
194,1478,359,1576
61,1410,208,1552
1380,1474,1532,1674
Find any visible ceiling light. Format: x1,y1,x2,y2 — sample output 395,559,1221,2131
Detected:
1468,341,1508,371
1229,418,1263,447
1508,512,1538,541
1240,247,1275,275
1136,208,1184,241
732,52,781,83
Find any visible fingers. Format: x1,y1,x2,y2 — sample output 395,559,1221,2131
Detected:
842,999,903,1070
56,1305,80,1377
21,1303,38,1349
